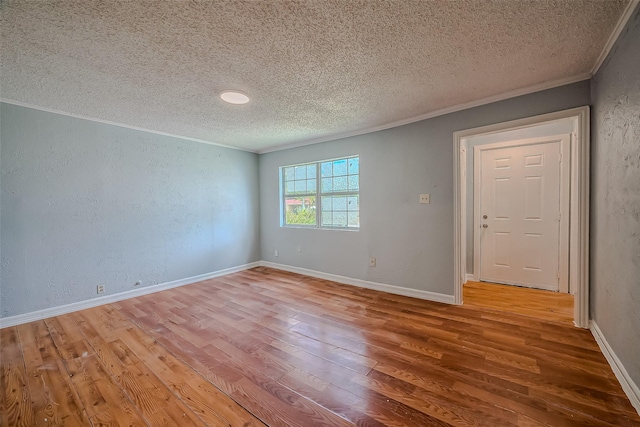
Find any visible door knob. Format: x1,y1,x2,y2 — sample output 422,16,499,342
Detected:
482,224,488,228
483,215,488,219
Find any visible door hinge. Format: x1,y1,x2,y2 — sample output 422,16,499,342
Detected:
557,270,561,279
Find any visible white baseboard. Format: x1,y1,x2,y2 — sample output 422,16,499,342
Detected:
1,260,456,328
260,261,455,305
590,321,640,415
0,262,261,328
465,273,477,283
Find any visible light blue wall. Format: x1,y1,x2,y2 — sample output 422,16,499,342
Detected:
591,4,640,388
0,103,260,317
260,81,590,296
0,82,593,317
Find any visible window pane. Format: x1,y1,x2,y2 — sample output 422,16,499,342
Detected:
321,196,332,211
321,211,332,226
295,180,306,193
282,156,359,229
333,211,347,227
285,181,295,194
333,159,347,176
284,197,316,225
295,166,306,180
333,196,347,211
348,157,359,175
333,176,347,192
306,164,316,179
348,175,359,191
284,167,294,181
347,196,359,210
321,162,332,177
307,179,316,193
321,178,332,192
348,212,359,227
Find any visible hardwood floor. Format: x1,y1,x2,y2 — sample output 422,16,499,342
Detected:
2,267,639,426
463,281,574,325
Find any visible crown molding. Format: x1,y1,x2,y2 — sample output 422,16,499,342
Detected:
258,73,590,154
0,98,256,153
591,0,639,76
0,69,594,156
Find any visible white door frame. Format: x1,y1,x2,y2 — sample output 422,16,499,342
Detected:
473,135,571,293
453,106,590,328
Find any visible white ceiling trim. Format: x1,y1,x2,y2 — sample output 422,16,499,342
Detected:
0,98,254,153
590,0,639,76
0,98,257,153
258,73,591,154
3,71,590,157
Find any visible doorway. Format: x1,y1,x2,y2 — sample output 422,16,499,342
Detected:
475,135,570,292
453,107,590,328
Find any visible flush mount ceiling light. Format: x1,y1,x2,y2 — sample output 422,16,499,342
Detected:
220,90,250,105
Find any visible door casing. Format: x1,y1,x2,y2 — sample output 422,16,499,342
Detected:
453,106,590,328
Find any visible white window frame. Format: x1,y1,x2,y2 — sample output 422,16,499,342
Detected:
280,155,360,230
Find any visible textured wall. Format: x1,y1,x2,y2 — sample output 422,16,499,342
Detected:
0,103,260,318
260,82,590,296
591,5,640,388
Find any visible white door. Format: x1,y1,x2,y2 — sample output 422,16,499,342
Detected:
478,137,565,291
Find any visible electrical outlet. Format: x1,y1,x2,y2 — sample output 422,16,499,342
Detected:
97,284,105,294
369,257,377,267
419,194,430,204
274,249,279,257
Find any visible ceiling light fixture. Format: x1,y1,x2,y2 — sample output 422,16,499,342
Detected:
220,90,250,105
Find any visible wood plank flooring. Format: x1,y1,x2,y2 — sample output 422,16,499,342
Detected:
463,281,574,325
2,267,639,426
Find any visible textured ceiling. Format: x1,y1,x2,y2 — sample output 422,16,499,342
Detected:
0,0,631,152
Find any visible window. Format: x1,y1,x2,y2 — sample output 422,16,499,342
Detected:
281,156,359,229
